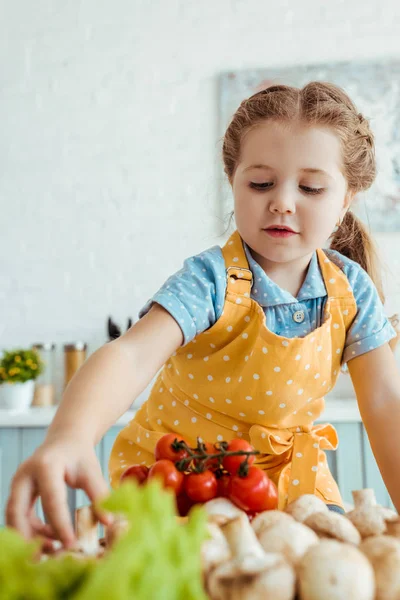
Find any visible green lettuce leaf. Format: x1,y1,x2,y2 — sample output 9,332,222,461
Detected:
74,480,208,600
0,481,208,600
0,527,94,599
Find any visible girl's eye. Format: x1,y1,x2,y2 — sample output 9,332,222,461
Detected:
249,182,324,195
249,182,273,190
300,186,324,195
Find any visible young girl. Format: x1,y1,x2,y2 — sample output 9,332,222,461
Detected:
7,82,400,547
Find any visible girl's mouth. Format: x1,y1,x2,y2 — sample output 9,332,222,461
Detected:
263,226,298,238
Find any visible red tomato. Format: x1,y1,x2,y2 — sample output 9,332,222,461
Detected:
184,470,218,503
222,439,255,475
217,473,231,498
120,464,149,485
228,466,278,512
148,459,184,494
175,492,196,517
155,433,189,463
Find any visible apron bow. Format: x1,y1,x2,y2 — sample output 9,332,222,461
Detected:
249,422,339,507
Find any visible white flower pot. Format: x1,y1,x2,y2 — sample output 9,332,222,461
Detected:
0,380,35,410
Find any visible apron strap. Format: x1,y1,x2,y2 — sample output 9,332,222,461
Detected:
223,230,254,298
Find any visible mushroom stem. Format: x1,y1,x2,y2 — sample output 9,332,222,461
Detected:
221,513,269,571
352,489,377,509
208,515,296,600
75,506,100,556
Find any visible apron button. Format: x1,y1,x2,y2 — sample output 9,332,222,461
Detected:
293,310,305,324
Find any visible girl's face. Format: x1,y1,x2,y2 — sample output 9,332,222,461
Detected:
232,120,353,269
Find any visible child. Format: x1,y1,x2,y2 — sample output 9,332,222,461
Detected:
6,82,400,548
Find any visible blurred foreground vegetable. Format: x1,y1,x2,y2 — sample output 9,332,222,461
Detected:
0,480,208,600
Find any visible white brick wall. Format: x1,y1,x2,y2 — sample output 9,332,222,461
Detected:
1,0,400,400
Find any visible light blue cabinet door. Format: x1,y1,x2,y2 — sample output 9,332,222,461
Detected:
20,428,47,522
102,427,123,482
0,429,20,526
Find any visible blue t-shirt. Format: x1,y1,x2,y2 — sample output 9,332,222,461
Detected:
139,242,396,364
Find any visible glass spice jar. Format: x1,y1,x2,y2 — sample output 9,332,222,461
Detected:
64,342,88,389
31,343,56,406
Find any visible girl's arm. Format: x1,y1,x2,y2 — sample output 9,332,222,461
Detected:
6,303,183,545
49,303,183,445
348,343,400,512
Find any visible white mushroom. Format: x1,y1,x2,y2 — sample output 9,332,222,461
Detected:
304,510,361,545
201,522,231,574
75,505,100,556
347,489,398,538
251,510,294,538
207,513,296,600
360,535,400,600
203,498,246,525
298,539,375,600
285,494,329,523
221,513,274,573
256,519,319,565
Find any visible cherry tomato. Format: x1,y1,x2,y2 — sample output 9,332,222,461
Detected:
120,464,149,485
155,433,189,463
217,473,231,498
222,439,255,475
175,492,196,517
228,466,278,512
148,459,184,494
184,470,218,503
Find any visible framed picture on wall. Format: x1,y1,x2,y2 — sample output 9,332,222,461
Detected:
219,60,400,232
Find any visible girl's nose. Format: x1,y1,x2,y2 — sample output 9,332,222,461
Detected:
268,188,296,215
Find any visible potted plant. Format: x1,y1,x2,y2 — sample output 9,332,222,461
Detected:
0,349,44,410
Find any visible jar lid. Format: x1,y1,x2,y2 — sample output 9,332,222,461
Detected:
32,343,56,351
64,342,87,351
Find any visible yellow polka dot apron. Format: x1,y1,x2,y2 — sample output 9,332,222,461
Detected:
109,230,357,510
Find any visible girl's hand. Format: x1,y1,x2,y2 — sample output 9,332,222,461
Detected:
5,435,111,548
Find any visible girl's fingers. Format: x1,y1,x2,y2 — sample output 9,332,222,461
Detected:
76,462,113,526
30,511,58,539
6,475,37,539
39,469,76,548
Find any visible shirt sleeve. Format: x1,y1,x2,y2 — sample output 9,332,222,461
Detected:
340,259,396,364
138,245,227,346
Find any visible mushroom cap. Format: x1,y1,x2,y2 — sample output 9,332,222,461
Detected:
304,511,361,545
204,498,246,524
298,539,375,600
251,509,294,537
257,519,319,565
208,552,296,600
360,534,400,561
347,506,387,538
285,494,329,523
360,536,400,600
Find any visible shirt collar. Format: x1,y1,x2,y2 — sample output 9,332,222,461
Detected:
243,242,327,307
